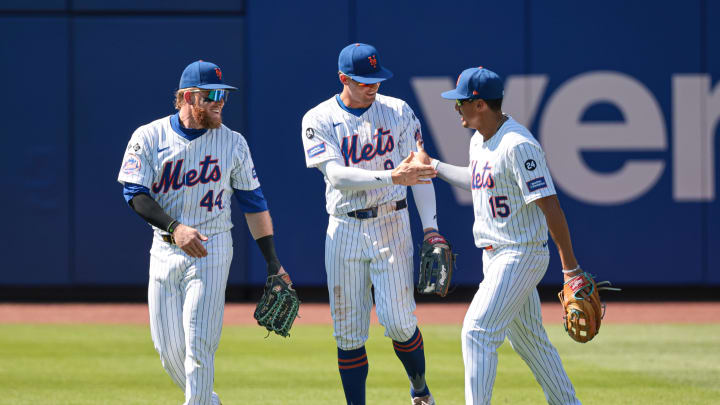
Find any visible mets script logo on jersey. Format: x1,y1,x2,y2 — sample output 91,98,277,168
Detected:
341,127,394,166
471,160,495,190
151,155,222,193
122,154,141,175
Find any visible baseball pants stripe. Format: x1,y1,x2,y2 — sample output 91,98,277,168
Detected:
148,231,231,405
326,209,417,350
461,243,579,405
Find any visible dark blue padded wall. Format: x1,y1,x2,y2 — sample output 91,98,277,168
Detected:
0,0,65,10
72,17,246,284
706,0,720,283
243,0,352,285
71,0,243,11
0,0,717,287
0,18,71,284
527,2,705,285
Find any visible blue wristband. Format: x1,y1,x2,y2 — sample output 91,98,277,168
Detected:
423,228,439,236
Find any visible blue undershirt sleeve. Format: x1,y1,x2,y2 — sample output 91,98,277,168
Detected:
123,182,151,203
234,187,269,213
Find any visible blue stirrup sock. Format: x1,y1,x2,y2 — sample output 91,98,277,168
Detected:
393,327,430,397
338,346,369,405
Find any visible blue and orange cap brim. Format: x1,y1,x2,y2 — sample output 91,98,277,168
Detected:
441,88,471,100
349,66,393,84
195,83,238,90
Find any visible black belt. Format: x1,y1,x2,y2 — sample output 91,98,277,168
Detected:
347,198,407,219
161,234,176,245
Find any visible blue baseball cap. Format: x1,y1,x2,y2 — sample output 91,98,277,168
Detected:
441,67,504,100
338,43,393,84
179,60,237,90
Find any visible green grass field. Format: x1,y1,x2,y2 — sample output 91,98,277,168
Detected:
1,323,718,404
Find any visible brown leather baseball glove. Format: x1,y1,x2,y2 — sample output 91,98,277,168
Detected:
558,269,620,343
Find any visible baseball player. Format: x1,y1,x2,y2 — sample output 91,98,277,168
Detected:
301,43,443,405
118,60,293,405
412,67,582,404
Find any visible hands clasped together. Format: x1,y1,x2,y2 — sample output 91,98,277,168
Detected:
391,140,436,186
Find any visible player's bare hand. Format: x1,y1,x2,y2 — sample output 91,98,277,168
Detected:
173,224,209,258
414,140,433,165
392,152,437,186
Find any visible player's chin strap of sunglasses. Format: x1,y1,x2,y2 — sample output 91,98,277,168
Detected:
347,198,407,219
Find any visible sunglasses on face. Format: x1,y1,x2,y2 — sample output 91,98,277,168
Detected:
354,80,378,88
189,89,229,103
456,98,477,107
340,73,379,88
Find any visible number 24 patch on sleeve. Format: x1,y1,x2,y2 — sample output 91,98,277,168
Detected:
526,177,547,192
307,143,326,158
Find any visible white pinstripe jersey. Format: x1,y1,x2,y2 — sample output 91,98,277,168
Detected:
469,116,556,248
117,115,260,236
301,94,421,215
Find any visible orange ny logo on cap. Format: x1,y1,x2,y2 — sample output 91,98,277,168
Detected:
368,55,378,69
215,68,222,80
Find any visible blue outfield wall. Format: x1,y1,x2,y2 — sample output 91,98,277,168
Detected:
0,0,717,287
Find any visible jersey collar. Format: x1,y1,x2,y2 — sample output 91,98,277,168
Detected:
170,113,208,141
335,94,371,117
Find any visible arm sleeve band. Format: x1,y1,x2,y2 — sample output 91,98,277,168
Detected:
255,235,282,276
128,193,176,232
318,159,393,191
123,182,151,203
233,187,269,213
434,160,472,191
410,183,438,230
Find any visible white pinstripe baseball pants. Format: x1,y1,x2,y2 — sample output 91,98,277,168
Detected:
148,231,231,405
462,243,580,405
325,208,418,350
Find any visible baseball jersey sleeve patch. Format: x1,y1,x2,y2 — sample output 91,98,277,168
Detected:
524,159,537,171
305,128,315,139
307,143,326,158
122,154,142,175
526,177,547,192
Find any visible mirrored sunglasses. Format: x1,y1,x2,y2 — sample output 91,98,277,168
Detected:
189,89,229,103
340,73,379,88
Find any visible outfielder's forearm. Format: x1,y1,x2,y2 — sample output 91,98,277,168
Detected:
431,160,472,191
245,211,273,239
534,195,578,270
129,193,177,232
246,211,282,275
319,159,392,190
411,183,438,230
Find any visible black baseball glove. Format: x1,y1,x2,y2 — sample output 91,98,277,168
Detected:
417,234,455,297
254,273,300,337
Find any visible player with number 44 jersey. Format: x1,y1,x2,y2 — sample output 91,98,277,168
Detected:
118,60,295,405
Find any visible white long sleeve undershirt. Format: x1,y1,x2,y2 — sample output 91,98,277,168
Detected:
432,159,472,191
